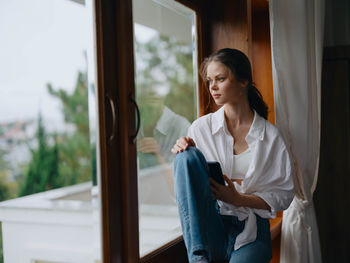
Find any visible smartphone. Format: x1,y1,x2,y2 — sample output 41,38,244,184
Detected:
207,161,225,185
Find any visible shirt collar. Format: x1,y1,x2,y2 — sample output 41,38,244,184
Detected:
245,110,266,144
211,105,266,143
211,106,226,135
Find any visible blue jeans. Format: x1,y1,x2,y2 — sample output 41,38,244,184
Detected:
174,147,272,263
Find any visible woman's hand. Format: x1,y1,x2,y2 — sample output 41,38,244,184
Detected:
211,174,271,211
171,136,196,154
210,174,241,206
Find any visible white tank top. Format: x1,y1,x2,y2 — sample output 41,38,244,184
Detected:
231,147,253,180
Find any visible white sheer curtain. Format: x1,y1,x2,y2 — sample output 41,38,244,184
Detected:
269,0,325,262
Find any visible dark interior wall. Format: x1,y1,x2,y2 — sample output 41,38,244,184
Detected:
314,1,350,260
314,45,350,263
324,0,350,47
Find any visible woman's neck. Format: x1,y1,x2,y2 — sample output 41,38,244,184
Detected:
224,101,254,128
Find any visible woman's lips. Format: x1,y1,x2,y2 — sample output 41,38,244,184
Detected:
212,94,221,99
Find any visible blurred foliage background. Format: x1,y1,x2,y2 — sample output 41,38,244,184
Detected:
0,32,195,202
135,33,196,127
0,30,196,263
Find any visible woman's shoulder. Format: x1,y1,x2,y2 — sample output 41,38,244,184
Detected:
264,119,281,136
263,118,289,149
187,112,214,139
253,112,281,137
190,112,213,129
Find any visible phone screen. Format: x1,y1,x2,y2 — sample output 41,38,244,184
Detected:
207,161,225,185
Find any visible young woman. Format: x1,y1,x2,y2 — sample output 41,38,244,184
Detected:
171,48,295,263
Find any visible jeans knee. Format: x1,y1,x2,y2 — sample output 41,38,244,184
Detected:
174,146,204,165
174,147,208,183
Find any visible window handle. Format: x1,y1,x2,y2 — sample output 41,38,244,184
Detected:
129,93,140,144
106,94,117,144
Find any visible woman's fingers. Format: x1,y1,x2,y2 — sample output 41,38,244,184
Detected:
231,179,243,186
210,178,221,196
171,136,195,154
177,137,190,150
178,136,195,149
210,178,219,188
171,144,183,154
185,136,196,147
210,183,219,198
223,174,234,187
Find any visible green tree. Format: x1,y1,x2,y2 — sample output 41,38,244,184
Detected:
19,114,60,196
0,149,16,201
0,171,17,201
0,149,8,172
47,71,93,185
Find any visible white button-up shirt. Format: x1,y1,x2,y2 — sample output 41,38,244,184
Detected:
187,105,295,250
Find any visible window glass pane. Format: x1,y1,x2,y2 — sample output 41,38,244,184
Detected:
0,1,100,262
132,0,198,256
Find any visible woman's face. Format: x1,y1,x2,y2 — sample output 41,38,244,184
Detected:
206,61,246,106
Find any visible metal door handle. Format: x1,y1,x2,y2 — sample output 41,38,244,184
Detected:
129,93,140,144
106,94,116,144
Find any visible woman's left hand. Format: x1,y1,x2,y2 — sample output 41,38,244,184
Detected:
210,174,241,206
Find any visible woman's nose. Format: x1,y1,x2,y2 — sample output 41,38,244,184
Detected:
210,81,218,90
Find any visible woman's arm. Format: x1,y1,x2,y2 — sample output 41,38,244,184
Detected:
210,174,271,211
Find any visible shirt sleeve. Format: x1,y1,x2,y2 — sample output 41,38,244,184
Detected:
253,145,295,218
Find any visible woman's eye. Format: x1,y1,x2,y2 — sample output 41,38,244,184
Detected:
219,78,225,82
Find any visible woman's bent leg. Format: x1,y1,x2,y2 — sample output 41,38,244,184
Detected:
174,147,228,263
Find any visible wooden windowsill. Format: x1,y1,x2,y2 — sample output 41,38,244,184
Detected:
269,216,282,241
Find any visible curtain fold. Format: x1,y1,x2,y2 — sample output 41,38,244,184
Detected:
269,0,325,262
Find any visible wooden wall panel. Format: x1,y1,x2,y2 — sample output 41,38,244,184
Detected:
207,0,250,56
201,0,274,123
251,1,275,124
200,0,252,114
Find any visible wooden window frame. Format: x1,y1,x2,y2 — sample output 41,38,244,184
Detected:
94,0,277,262
94,0,205,262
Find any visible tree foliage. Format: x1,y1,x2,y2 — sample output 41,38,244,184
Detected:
0,150,16,201
19,70,94,196
19,114,60,196
47,71,92,185
0,172,17,202
134,34,196,124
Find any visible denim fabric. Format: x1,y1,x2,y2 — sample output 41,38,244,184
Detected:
174,147,272,263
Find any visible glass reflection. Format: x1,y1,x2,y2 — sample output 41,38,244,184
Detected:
133,0,197,256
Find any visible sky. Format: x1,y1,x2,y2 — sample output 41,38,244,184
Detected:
0,0,158,132
0,0,91,128
0,0,194,123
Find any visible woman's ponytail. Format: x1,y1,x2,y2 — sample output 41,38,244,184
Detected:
247,84,268,120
